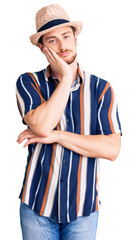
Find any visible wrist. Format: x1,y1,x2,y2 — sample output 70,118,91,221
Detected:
61,74,73,84
55,130,63,143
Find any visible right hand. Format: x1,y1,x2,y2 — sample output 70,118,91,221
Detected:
43,47,73,80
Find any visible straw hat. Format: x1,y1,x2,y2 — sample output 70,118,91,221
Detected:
30,4,83,46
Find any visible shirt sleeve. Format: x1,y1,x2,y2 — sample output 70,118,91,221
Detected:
96,79,122,135
16,73,44,124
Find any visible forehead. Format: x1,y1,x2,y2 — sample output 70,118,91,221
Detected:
43,26,73,38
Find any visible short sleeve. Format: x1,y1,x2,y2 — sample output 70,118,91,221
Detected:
16,73,44,124
97,80,122,135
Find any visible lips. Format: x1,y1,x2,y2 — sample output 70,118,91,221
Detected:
59,51,71,57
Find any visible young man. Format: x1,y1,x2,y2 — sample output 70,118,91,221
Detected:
16,4,122,240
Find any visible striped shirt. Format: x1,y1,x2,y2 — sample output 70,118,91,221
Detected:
16,63,122,223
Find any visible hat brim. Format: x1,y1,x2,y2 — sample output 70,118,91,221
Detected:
29,21,83,46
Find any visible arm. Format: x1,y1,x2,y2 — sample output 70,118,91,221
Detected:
17,129,121,161
57,131,121,161
24,47,73,137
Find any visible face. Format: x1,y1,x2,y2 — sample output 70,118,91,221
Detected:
38,26,77,64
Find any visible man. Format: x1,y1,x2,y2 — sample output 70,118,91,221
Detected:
16,4,122,240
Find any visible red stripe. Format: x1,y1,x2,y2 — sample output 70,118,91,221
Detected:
76,83,84,216
40,122,60,215
98,82,110,103
27,73,44,104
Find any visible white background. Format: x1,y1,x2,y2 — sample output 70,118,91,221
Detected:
0,0,138,239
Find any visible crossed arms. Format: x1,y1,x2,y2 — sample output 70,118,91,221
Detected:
17,47,121,161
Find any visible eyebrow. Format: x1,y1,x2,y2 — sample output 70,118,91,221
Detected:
45,31,72,41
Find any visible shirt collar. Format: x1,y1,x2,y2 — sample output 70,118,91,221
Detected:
44,63,84,85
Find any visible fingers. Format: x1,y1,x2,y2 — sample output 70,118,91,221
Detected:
17,129,35,144
44,47,56,63
23,137,40,148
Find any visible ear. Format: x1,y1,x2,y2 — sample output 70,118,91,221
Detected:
38,43,45,54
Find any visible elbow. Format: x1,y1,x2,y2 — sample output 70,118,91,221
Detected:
37,128,51,138
108,145,121,161
33,123,52,137
24,111,52,137
27,121,52,138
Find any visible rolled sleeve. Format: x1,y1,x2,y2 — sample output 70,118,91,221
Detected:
16,73,43,123
97,81,122,135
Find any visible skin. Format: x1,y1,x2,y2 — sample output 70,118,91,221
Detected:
17,26,121,161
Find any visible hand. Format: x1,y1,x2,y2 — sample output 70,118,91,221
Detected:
17,129,59,147
44,47,73,80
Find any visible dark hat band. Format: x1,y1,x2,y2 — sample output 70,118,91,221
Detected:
37,19,70,33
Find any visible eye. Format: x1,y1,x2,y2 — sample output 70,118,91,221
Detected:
64,35,70,39
48,39,55,44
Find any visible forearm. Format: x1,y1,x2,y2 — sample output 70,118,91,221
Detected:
24,76,72,137
57,131,121,161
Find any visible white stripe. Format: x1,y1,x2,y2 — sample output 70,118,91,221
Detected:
32,145,47,210
98,95,104,134
111,90,120,133
78,72,90,216
32,72,40,87
43,111,66,218
43,143,62,216
96,77,100,89
24,143,42,204
67,151,73,222
16,87,25,117
20,76,33,112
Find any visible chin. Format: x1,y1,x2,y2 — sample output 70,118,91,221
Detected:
65,53,77,65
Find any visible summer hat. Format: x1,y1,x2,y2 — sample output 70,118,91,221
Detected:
30,4,83,46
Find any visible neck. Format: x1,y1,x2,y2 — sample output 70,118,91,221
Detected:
50,59,78,83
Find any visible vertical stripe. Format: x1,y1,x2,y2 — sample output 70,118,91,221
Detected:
30,82,44,103
22,143,42,203
96,77,100,89
91,160,97,211
76,83,84,216
96,158,100,210
32,145,47,209
40,143,57,215
58,111,66,222
43,143,62,215
16,89,25,117
20,76,33,112
111,91,120,133
78,72,91,216
28,73,40,90
58,147,64,223
28,73,44,104
67,92,74,222
98,82,110,103
32,72,40,87
98,96,104,134
40,123,60,216
108,86,115,133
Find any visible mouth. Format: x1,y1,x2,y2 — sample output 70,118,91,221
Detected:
59,51,71,57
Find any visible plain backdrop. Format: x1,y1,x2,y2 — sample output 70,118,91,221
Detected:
0,0,138,239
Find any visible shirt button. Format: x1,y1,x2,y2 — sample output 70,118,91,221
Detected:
63,159,66,163
66,119,69,123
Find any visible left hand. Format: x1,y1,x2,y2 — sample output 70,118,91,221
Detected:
17,129,58,147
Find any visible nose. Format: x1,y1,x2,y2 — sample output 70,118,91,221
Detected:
58,39,66,52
